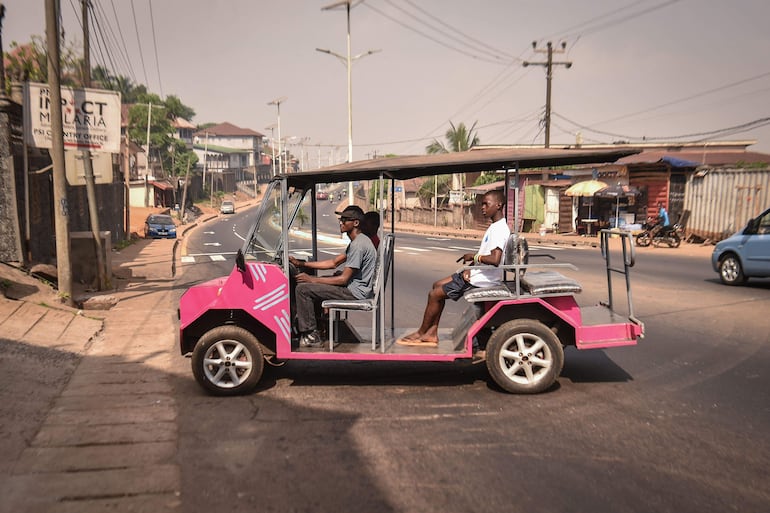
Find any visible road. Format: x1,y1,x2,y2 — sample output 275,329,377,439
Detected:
173,205,770,513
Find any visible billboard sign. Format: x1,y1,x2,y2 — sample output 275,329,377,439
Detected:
23,82,121,153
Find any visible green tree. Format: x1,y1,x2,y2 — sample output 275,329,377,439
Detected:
164,94,196,121
425,121,480,154
423,121,480,206
4,36,82,92
473,172,502,186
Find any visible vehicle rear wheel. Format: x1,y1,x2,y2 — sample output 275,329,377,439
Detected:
669,233,681,248
192,326,264,396
486,319,564,394
719,254,747,286
635,232,651,247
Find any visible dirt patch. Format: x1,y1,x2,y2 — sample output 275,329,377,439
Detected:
0,262,68,308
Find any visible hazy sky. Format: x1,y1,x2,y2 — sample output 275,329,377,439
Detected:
6,0,770,166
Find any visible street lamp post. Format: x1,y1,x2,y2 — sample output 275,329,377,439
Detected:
265,124,277,176
319,0,380,204
267,97,286,174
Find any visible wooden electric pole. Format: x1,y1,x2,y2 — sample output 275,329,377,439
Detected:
45,0,73,305
523,41,572,148
81,0,108,290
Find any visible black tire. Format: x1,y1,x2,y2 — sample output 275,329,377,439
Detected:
669,233,681,248
192,326,264,396
719,254,747,286
486,319,564,394
635,232,651,247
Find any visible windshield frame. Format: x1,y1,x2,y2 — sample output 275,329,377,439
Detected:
241,178,311,274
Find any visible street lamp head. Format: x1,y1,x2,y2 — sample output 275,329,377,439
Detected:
321,0,362,11
267,96,287,106
523,61,530,67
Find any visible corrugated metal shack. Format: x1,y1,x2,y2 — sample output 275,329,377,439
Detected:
685,167,770,242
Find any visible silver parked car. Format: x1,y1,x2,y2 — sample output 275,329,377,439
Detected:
220,200,235,214
711,206,770,285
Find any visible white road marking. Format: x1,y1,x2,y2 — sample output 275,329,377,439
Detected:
399,246,430,252
210,255,226,261
181,256,195,263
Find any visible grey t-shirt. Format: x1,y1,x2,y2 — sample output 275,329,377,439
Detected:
345,234,377,299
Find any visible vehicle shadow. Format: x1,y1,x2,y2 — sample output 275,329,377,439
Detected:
560,347,634,384
259,359,488,389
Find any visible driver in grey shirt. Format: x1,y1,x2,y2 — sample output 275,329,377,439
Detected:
290,205,376,348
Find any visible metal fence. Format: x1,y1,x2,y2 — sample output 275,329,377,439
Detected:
684,167,770,242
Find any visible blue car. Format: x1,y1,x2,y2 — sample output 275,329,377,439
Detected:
144,214,177,239
712,206,770,285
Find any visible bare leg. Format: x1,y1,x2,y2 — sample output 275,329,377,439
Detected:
398,276,452,344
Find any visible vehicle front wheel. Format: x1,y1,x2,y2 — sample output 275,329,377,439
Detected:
192,326,264,396
719,254,747,286
486,319,564,394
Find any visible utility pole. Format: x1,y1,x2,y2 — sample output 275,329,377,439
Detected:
45,0,73,305
81,0,108,290
123,131,130,237
523,41,572,148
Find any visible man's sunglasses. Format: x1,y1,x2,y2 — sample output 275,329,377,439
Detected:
339,217,356,223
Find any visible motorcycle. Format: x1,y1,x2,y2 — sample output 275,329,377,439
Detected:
635,218,683,248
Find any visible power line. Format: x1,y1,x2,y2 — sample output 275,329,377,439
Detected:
129,0,149,86
594,70,770,126
108,0,138,82
391,0,516,61
148,0,164,98
552,111,770,142
556,0,682,41
93,0,137,82
363,2,513,65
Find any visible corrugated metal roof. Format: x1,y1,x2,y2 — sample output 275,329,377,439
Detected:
618,150,770,166
285,148,639,186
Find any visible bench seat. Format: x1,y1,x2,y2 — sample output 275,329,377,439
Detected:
463,271,581,302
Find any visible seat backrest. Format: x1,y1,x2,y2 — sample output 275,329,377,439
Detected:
503,233,529,282
370,233,395,302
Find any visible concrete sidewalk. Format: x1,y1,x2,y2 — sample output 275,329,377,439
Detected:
0,238,182,512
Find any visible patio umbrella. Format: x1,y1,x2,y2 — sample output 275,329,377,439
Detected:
565,179,608,220
595,183,641,227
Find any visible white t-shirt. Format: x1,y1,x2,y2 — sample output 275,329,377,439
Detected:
469,218,511,287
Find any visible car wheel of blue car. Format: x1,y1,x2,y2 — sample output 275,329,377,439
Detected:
192,326,264,395
719,254,747,286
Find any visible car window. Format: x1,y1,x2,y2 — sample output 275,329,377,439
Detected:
758,211,770,235
149,215,173,224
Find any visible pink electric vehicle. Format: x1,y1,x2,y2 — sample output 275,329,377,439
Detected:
178,148,644,395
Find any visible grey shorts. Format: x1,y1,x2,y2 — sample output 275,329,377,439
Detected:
443,272,475,301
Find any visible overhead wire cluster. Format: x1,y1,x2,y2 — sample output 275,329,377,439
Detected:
65,0,163,99
363,0,767,152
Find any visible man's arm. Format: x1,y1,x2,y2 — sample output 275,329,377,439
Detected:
295,266,355,285
290,253,347,271
459,247,504,266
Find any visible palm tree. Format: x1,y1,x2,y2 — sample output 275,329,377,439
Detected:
425,121,480,154
424,122,481,217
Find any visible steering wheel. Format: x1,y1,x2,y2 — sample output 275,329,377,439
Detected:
272,255,299,278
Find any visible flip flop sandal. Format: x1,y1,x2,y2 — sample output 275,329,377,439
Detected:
396,337,439,347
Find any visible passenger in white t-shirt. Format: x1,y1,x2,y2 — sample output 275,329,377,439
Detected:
397,190,510,347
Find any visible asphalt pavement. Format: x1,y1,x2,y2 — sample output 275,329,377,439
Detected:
0,198,715,512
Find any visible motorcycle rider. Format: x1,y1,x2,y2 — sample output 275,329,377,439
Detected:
650,202,670,237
